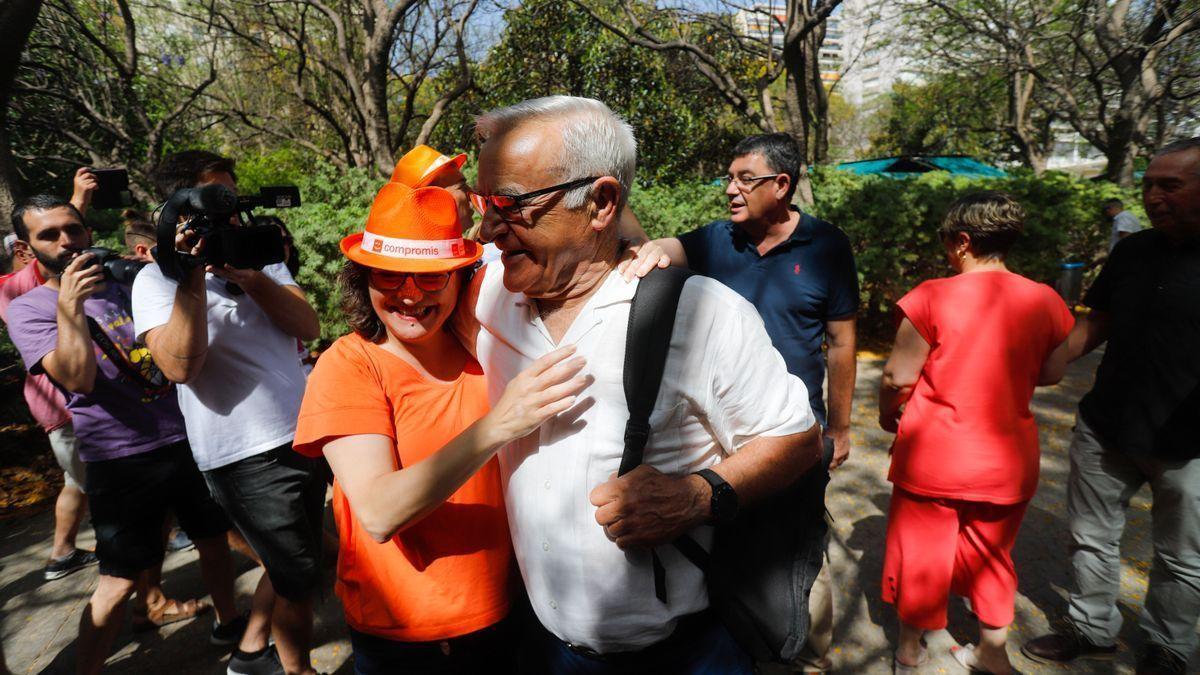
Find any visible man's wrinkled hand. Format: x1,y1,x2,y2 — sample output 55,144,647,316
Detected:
589,465,709,550
827,426,851,470
617,240,671,282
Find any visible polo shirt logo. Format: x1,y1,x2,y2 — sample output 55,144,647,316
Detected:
794,264,802,275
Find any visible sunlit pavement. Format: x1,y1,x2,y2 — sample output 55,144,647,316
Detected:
2,350,1196,673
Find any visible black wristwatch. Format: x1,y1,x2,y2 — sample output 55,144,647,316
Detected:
695,468,739,524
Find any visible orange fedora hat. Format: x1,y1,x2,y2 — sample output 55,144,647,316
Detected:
340,182,482,273
391,145,467,188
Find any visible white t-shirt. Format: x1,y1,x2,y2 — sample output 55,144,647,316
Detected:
132,262,308,471
466,264,816,653
1110,210,1143,251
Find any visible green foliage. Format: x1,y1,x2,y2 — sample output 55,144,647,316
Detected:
807,167,1142,340
628,182,728,240
869,77,1008,161
432,0,753,185
245,155,1140,347
260,164,382,342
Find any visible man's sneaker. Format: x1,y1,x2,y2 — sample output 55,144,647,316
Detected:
211,614,249,647
43,549,98,581
1021,621,1117,663
1136,644,1186,675
226,645,283,675
166,528,195,553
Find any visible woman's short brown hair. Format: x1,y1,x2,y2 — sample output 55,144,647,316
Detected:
338,260,473,343
939,191,1025,258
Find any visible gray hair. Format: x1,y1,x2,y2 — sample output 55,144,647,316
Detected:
1153,136,1200,170
475,96,637,210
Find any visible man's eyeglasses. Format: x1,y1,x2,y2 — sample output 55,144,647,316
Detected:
368,269,452,292
469,176,601,225
719,174,781,190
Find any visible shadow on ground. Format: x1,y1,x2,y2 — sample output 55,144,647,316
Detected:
2,351,1197,673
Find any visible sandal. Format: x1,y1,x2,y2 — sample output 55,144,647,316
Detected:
951,644,1021,675
893,647,928,674
132,598,211,631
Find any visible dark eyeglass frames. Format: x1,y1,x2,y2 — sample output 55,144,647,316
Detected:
469,176,601,224
368,269,452,292
719,174,781,190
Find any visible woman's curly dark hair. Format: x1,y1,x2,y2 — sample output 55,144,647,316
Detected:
339,261,385,343
338,260,476,343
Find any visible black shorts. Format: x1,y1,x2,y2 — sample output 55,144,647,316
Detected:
203,443,325,601
86,440,231,579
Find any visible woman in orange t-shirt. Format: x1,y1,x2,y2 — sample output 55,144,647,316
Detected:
293,177,587,673
878,192,1074,675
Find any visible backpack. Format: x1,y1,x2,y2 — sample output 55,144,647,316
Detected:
621,266,830,663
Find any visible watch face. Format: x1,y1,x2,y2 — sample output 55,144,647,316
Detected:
713,483,738,521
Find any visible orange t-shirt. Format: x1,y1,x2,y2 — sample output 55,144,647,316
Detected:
293,333,511,642
889,271,1074,504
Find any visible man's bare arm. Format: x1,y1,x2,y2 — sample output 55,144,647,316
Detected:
824,315,857,469
590,427,822,550
144,267,209,383
1065,310,1109,363
40,255,103,393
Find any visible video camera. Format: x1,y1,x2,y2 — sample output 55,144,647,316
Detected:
78,247,147,285
154,184,301,282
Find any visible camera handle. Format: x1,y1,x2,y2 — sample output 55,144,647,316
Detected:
154,185,239,282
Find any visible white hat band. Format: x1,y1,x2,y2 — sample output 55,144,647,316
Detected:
361,231,466,259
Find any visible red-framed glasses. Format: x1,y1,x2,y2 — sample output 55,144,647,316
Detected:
469,176,601,225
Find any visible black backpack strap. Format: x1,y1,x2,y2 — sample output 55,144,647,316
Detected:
620,267,693,476
622,267,707,603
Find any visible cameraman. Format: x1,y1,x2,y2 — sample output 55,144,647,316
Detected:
0,168,100,580
5,195,240,675
132,151,324,675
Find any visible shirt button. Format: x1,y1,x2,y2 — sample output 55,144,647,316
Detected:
542,541,550,551
550,600,558,610
544,480,551,490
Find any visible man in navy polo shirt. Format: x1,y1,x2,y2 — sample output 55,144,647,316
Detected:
655,132,858,673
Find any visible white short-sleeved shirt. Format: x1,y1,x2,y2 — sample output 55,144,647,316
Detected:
132,262,308,471
469,264,816,653
1110,210,1144,251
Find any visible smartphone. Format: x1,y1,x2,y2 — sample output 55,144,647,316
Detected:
89,168,133,210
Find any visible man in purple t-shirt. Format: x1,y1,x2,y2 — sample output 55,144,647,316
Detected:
0,167,98,582
7,195,242,675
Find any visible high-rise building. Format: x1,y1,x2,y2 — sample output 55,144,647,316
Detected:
835,0,917,105
732,2,844,83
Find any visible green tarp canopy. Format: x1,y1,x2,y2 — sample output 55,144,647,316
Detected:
837,155,1008,178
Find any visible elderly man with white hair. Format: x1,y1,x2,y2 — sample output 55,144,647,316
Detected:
453,95,823,672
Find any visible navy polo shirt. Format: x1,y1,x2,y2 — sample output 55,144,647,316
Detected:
678,210,858,425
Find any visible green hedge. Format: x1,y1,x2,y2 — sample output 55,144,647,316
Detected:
2,161,1138,354
807,168,1140,340
271,164,1140,344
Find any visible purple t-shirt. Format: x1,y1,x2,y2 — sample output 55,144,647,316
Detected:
8,282,186,462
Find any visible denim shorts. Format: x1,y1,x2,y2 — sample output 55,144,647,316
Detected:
87,440,230,579
203,443,325,601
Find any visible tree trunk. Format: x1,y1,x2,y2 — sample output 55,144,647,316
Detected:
781,38,816,206
0,0,44,222
1102,136,1138,186
807,31,830,164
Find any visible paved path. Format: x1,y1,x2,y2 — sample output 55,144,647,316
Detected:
2,351,1196,673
